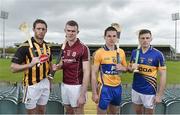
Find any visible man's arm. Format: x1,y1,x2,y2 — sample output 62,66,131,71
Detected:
81,60,90,95
155,69,166,103
77,60,90,106
91,64,99,104
11,57,40,73
127,63,139,72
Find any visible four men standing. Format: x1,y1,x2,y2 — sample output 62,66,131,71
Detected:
10,19,166,114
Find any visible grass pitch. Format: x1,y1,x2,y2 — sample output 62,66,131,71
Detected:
0,58,180,84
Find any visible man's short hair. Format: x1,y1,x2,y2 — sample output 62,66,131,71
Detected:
33,19,47,29
138,29,151,38
66,20,79,30
104,26,117,36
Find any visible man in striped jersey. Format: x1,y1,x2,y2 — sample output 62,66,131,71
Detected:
11,19,52,114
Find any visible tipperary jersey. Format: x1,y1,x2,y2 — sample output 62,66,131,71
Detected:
130,46,166,95
93,45,127,87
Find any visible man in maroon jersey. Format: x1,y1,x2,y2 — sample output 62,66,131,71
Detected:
53,20,90,114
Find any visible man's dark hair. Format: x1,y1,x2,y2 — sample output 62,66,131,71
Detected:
104,26,117,36
66,20,79,30
33,19,47,29
138,29,151,38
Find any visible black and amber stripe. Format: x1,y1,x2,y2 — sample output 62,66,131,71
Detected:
23,38,51,86
144,76,157,92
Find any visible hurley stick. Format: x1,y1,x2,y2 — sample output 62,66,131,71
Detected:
19,22,40,66
48,40,66,79
111,23,122,64
133,45,140,72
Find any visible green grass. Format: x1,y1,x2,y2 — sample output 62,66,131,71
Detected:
0,58,62,84
0,58,180,84
122,60,180,84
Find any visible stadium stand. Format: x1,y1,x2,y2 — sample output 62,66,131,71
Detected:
46,83,64,114
120,84,180,114
0,82,17,114
1,81,180,114
14,43,175,60
0,82,64,114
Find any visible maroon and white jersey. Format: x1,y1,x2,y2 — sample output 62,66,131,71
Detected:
62,38,90,85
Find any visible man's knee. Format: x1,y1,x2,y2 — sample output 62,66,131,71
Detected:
134,104,144,114
65,105,74,114
37,105,46,114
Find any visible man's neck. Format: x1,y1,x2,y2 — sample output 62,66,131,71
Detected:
142,46,150,53
68,38,77,46
106,44,115,51
34,37,43,44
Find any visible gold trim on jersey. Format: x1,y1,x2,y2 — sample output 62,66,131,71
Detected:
94,47,127,87
23,39,51,86
138,64,158,77
24,56,30,86
144,76,157,92
19,43,29,48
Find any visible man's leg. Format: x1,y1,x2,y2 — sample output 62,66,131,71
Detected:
36,104,46,114
142,93,155,114
133,103,144,114
73,106,84,114
144,108,154,115
36,78,50,114
108,85,122,114
108,104,120,114
132,89,144,114
65,105,74,114
27,108,36,114
97,107,107,114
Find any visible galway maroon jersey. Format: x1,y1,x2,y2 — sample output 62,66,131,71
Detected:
62,38,90,85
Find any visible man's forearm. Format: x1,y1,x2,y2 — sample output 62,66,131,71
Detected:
11,63,31,73
91,73,98,95
80,70,90,96
157,70,166,97
157,76,166,97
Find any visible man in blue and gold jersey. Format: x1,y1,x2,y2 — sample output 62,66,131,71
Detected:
11,19,52,114
128,29,166,114
91,26,127,114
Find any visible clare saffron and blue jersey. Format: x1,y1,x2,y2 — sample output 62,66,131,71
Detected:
130,46,166,95
93,45,127,87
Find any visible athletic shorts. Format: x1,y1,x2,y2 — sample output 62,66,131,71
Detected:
61,83,87,107
23,78,50,109
98,85,122,110
132,89,155,109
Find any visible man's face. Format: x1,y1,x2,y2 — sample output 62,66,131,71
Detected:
64,25,78,41
139,33,152,48
104,31,117,47
33,23,47,40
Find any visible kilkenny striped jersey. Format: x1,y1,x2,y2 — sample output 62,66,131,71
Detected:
11,37,52,86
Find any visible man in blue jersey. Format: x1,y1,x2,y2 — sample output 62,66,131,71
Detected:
128,29,166,114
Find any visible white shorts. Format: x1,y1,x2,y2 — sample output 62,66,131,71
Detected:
23,78,50,109
131,89,155,109
61,83,87,107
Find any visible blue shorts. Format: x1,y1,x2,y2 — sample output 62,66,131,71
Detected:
98,85,122,110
